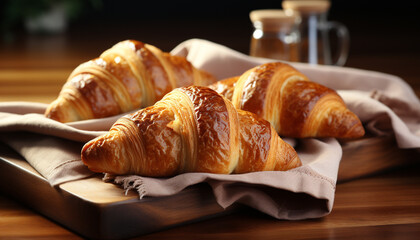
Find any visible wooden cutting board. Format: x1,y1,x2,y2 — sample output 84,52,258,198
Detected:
0,143,231,239
339,134,419,182
0,135,418,239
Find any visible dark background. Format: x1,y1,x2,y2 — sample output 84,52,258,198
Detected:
1,0,419,80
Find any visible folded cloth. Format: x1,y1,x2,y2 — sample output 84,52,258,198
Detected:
107,137,341,220
0,102,126,185
1,38,420,220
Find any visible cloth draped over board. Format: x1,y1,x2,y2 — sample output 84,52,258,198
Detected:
1,39,419,220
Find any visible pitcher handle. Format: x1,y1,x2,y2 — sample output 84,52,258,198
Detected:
326,21,350,66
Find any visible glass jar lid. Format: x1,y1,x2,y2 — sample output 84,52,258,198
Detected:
282,0,331,14
249,9,300,31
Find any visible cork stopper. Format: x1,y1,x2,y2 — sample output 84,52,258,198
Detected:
249,9,300,31
282,0,331,14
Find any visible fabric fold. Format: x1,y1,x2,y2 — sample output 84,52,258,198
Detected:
109,164,336,219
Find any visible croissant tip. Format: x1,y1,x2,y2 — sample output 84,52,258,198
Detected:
81,138,110,174
81,140,95,168
281,140,303,171
347,123,366,139
44,102,63,122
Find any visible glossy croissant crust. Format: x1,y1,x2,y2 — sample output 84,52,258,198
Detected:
81,86,301,176
45,40,217,123
210,62,365,138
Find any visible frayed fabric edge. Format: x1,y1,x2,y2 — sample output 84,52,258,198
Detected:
103,173,147,199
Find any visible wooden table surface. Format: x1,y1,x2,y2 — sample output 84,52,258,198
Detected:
1,4,420,239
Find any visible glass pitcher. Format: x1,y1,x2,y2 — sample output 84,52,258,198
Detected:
282,0,350,66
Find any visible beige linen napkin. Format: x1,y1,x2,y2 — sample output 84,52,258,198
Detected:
1,39,419,220
0,102,126,185
109,137,341,219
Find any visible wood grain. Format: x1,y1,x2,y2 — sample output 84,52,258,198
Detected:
339,135,419,182
135,165,420,240
0,195,81,239
2,163,420,239
0,69,68,103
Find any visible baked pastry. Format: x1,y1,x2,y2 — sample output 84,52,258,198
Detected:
45,40,217,123
208,76,239,101
81,86,301,176
209,62,365,138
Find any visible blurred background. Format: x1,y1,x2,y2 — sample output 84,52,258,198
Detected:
0,0,419,101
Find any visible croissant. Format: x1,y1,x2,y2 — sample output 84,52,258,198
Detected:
81,86,301,176
45,40,217,123
209,62,365,138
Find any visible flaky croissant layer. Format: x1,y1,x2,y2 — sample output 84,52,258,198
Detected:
81,86,301,176
45,40,217,123
210,62,365,139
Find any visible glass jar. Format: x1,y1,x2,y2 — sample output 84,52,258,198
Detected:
249,9,301,61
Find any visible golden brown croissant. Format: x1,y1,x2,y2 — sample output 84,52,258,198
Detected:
209,62,365,138
81,86,301,176
45,40,217,123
